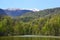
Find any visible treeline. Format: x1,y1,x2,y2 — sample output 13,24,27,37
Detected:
0,13,60,36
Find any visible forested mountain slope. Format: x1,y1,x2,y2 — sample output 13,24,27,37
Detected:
0,7,60,36
18,7,60,22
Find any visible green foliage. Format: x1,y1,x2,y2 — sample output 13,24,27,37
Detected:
0,7,60,36
42,14,60,36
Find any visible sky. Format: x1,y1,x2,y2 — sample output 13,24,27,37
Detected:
0,0,60,10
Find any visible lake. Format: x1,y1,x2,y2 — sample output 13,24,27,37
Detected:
0,35,60,40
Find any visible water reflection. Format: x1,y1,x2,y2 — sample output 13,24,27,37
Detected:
0,37,60,40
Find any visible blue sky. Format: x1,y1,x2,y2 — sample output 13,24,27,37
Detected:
0,0,60,10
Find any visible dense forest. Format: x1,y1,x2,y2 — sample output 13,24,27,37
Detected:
0,7,60,36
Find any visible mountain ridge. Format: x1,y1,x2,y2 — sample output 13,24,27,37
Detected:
0,8,38,17
0,7,60,18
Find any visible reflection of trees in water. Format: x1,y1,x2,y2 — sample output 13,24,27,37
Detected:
55,38,60,40
0,37,60,40
43,38,60,40
52,38,60,40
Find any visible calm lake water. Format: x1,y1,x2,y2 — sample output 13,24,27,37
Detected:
0,35,60,40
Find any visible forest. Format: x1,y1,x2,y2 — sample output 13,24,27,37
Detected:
0,7,60,36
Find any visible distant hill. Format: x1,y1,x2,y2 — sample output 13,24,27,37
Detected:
4,9,34,17
0,7,60,19
0,9,7,17
18,7,60,22
0,8,39,17
20,7,60,17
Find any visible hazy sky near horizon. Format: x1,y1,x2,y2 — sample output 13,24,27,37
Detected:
0,0,60,9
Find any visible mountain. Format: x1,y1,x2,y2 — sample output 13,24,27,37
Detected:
0,7,60,36
18,7,60,22
4,8,38,17
0,8,40,17
0,9,7,17
20,7,60,18
0,7,60,19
